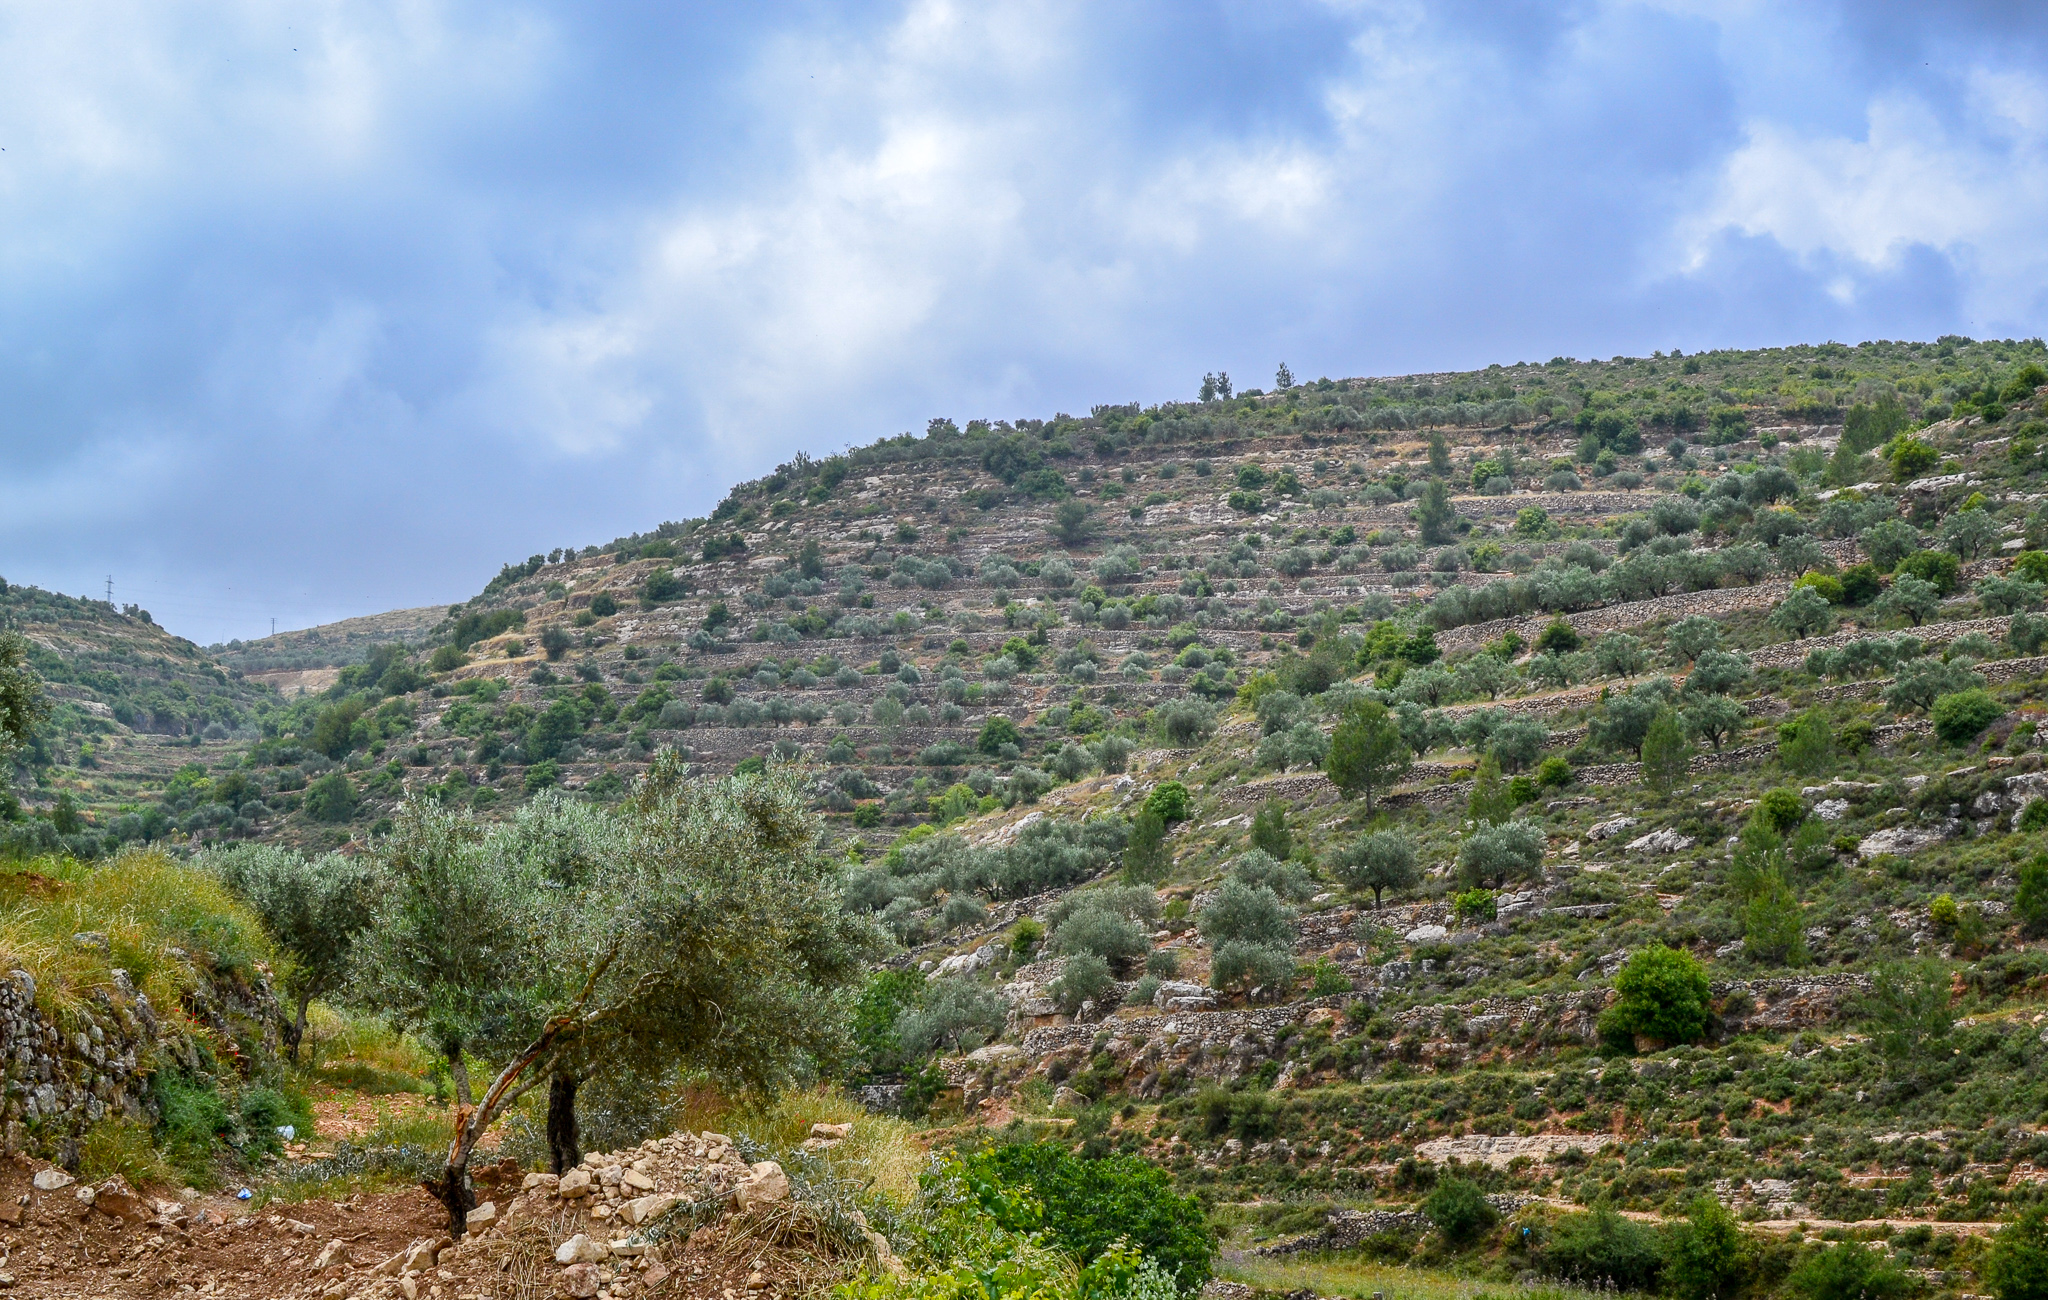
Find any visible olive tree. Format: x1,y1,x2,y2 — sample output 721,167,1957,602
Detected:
1327,831,1418,907
1457,820,1546,889
358,755,878,1236
204,844,377,1063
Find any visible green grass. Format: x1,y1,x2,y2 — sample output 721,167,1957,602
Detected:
1222,1255,1608,1300
0,850,274,1025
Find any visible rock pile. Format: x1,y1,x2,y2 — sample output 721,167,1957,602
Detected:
344,1127,895,1300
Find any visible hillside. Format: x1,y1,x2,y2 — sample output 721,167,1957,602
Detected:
9,334,2048,1300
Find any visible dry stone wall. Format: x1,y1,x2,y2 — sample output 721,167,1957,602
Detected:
0,957,282,1160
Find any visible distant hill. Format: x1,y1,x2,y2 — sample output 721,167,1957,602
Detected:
6,333,2045,860
210,605,449,681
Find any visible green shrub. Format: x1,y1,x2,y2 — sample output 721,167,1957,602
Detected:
2017,856,2048,935
153,1070,235,1187
1663,1195,1745,1300
1544,1208,1664,1291
1144,780,1190,823
1787,1243,1913,1300
967,1142,1214,1291
1248,800,1291,859
1987,1205,2048,1300
1599,944,1711,1047
302,772,357,823
1452,888,1497,925
1932,688,2004,745
1754,788,1806,834
1897,548,1961,595
1422,1176,1497,1246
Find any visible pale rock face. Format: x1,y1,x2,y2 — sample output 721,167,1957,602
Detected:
32,1169,74,1191
1585,817,1639,841
467,1202,497,1230
1405,924,1448,943
313,1240,350,1270
1812,799,1851,821
1858,821,1960,858
1625,829,1695,854
621,1193,679,1225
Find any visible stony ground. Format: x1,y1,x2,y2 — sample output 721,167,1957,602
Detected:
0,1123,887,1300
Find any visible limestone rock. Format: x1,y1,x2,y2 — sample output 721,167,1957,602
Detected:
1405,924,1448,943
31,1169,74,1192
736,1160,790,1209
556,1168,594,1198
1585,816,1638,841
1626,829,1695,854
467,1201,497,1231
621,1193,679,1225
1858,821,1960,859
560,1261,601,1298
313,1240,350,1271
555,1233,608,1265
1813,799,1850,821
810,1122,854,1141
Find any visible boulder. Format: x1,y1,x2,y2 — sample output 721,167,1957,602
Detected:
313,1240,350,1271
31,1169,74,1192
554,1233,608,1265
810,1122,854,1141
556,1168,594,1198
736,1161,790,1209
90,1179,150,1225
1858,822,1960,859
1405,924,1448,943
621,1194,679,1226
468,1202,497,1231
1626,829,1695,854
1585,816,1638,841
560,1261,601,1298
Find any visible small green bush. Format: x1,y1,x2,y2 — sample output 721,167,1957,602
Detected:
1422,1176,1497,1245
1599,944,1711,1047
1787,1243,1914,1300
967,1142,1214,1291
1932,688,2004,745
1754,788,1805,834
1544,1209,1664,1291
1144,780,1191,823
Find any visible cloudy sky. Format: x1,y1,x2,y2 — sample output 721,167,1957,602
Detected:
3,1,2046,645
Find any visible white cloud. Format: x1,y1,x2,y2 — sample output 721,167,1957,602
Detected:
1687,72,2048,322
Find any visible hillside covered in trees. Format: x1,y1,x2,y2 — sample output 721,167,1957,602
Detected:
7,334,2048,1300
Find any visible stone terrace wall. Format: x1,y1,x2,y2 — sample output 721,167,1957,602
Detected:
0,958,282,1159
1438,581,1792,653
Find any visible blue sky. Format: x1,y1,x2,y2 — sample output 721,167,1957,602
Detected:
3,1,2046,644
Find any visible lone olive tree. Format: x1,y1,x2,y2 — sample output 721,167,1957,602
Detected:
356,756,879,1237
203,844,378,1063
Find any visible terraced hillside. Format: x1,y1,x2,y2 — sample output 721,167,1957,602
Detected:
8,335,2048,1291
0,583,284,855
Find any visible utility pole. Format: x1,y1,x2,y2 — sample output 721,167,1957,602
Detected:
271,618,277,637
105,575,113,604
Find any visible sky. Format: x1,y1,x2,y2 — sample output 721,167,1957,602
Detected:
3,1,2047,646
